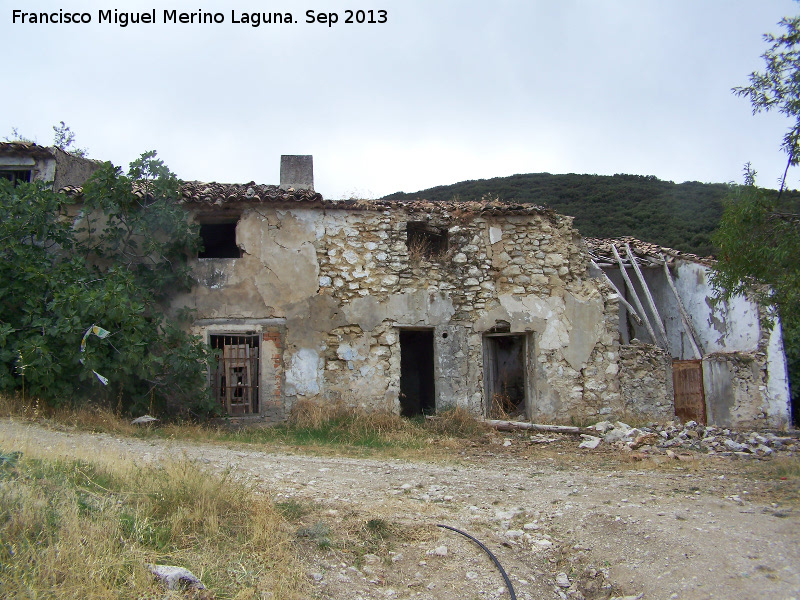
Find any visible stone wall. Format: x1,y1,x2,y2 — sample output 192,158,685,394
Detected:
618,342,674,422
604,256,790,428
703,307,790,428
173,201,623,423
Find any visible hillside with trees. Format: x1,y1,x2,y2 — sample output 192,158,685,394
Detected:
383,173,738,257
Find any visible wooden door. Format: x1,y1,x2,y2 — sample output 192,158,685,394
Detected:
673,359,706,424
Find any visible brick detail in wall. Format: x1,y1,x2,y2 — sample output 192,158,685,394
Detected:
261,328,284,420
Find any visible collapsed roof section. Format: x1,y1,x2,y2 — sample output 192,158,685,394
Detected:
584,236,712,268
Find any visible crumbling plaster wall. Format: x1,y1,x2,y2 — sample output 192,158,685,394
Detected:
606,259,790,427
174,204,622,422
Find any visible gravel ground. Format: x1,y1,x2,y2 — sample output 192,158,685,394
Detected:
1,418,799,600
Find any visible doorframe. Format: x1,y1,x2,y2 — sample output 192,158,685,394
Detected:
482,332,534,420
208,332,261,416
398,327,437,417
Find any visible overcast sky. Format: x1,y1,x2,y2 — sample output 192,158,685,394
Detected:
4,1,798,198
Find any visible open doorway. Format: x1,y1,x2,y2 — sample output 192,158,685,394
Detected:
399,329,436,417
484,334,528,419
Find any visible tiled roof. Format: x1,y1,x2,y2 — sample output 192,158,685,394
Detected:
325,197,556,217
61,180,556,217
584,236,711,267
180,181,323,205
0,141,54,160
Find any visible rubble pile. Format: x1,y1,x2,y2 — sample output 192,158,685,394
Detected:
580,420,799,457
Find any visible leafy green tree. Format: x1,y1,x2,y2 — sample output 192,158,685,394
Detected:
710,167,800,415
0,153,214,417
713,7,800,420
734,13,800,193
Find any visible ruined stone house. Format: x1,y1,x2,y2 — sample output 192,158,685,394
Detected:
2,144,792,427
587,237,790,428
169,157,790,428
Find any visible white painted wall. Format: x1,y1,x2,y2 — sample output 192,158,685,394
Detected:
766,321,791,427
606,258,791,426
672,261,761,354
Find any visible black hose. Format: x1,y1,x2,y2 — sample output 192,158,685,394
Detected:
436,524,517,600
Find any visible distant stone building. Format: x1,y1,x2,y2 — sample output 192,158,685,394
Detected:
0,142,99,189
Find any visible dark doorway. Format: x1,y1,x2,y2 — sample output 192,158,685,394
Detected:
484,334,527,419
400,329,436,417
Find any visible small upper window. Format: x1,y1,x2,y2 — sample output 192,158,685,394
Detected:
198,221,241,258
0,170,32,186
407,222,447,260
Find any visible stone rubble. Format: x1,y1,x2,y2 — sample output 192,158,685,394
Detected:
583,419,799,457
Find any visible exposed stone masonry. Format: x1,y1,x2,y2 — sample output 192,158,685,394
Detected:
618,342,675,421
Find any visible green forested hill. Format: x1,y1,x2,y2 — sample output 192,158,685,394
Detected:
382,173,731,256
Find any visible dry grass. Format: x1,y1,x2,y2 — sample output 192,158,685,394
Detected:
0,440,307,599
278,399,486,452
1,394,488,460
0,393,138,436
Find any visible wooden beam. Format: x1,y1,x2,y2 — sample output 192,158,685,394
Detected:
484,419,590,435
611,244,660,346
660,253,704,358
625,243,670,348
590,259,643,325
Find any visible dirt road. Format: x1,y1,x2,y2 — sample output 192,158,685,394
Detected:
1,419,798,600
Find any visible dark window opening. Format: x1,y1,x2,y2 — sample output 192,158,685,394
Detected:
485,334,527,419
0,170,32,186
210,334,259,415
400,329,436,417
198,222,240,258
407,222,447,260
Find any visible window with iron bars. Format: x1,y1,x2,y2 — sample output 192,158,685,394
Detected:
210,334,260,415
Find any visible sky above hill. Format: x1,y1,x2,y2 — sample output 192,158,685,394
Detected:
4,0,798,198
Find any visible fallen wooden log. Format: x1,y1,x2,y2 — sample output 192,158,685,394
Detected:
484,419,590,435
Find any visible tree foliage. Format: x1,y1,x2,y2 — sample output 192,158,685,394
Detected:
734,13,800,191
0,153,214,417
5,122,88,157
52,121,88,157
710,166,800,411
714,6,800,417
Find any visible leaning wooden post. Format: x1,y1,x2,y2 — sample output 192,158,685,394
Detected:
590,259,643,325
625,243,670,348
611,244,660,346
659,252,704,358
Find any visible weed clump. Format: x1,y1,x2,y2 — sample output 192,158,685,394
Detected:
426,406,487,437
